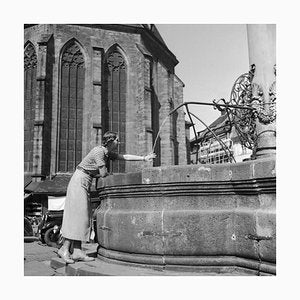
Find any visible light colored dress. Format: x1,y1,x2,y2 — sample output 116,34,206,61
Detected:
61,146,118,241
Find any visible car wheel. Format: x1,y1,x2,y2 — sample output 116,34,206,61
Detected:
44,227,61,248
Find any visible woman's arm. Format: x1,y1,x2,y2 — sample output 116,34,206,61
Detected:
94,165,109,178
117,152,156,162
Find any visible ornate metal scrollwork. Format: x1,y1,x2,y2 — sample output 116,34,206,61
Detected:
268,65,276,120
228,63,276,150
251,64,276,124
228,64,256,149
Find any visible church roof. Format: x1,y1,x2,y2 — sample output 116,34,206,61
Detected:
24,24,165,42
137,24,167,46
24,24,178,65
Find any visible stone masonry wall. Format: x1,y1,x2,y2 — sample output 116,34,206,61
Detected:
157,62,172,166
174,75,186,165
24,24,186,176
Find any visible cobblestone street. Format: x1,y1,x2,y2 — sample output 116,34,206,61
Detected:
24,240,98,276
24,240,61,276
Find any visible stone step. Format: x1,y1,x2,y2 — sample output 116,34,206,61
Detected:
51,255,266,276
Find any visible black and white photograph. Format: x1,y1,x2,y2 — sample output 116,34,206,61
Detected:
2,0,300,299
23,23,276,276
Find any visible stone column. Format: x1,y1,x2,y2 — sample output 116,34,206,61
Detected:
247,24,276,158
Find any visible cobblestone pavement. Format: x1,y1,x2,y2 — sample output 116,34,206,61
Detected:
24,240,61,276
24,240,98,276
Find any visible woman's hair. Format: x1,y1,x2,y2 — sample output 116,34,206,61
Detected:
102,131,118,146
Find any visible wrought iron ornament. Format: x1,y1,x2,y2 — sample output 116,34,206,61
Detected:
229,64,256,149
251,64,276,124
229,64,276,150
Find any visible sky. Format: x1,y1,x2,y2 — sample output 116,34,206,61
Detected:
156,24,249,133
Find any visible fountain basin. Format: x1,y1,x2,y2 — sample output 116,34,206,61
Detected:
96,157,276,275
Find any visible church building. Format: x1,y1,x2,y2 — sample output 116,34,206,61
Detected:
24,24,186,183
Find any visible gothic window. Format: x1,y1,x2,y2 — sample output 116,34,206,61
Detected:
58,41,85,172
102,49,127,173
24,43,37,173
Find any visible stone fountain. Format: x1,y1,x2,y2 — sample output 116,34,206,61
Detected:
52,25,276,276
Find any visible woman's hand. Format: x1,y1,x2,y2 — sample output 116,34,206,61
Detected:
144,152,156,162
96,166,108,178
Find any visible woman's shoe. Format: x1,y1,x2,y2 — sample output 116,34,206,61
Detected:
57,249,75,264
71,253,95,262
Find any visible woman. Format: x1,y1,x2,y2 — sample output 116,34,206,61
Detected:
58,131,156,263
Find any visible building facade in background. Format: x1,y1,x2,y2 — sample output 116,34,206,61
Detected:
190,111,252,164
24,24,186,183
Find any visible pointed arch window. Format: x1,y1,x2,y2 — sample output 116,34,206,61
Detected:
102,49,127,173
24,43,37,173
58,41,85,172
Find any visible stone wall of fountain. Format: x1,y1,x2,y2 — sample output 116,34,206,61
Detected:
95,157,275,275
